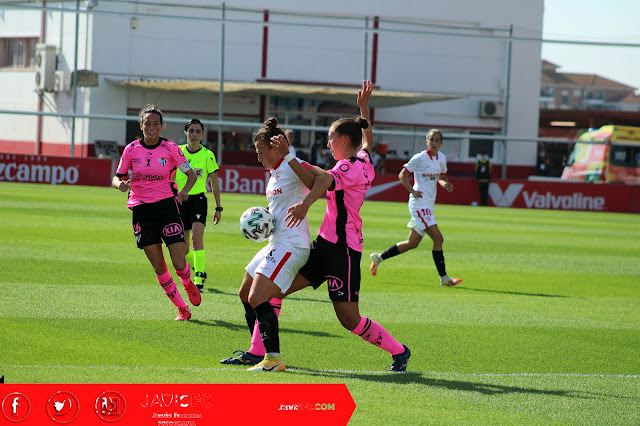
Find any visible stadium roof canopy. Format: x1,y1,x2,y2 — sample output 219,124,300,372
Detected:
106,78,458,108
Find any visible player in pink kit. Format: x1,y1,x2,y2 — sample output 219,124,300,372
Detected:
285,81,410,372
112,105,202,321
220,118,329,372
221,82,409,372
369,129,462,287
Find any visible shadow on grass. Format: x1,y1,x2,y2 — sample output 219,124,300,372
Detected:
203,287,331,304
189,319,338,338
289,368,596,398
455,287,569,298
203,288,234,296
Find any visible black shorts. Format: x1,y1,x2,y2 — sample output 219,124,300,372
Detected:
131,197,186,249
298,236,361,302
178,192,208,230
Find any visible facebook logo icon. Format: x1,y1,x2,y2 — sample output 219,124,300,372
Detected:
11,397,20,416
2,392,31,422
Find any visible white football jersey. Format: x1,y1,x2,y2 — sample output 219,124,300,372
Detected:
403,149,447,207
266,158,311,249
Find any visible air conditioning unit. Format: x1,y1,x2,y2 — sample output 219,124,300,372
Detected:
479,101,504,118
54,71,72,93
35,44,57,92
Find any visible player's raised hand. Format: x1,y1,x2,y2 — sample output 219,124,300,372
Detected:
270,134,290,157
285,202,309,227
358,80,372,109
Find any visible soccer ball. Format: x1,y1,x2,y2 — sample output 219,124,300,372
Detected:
239,206,276,242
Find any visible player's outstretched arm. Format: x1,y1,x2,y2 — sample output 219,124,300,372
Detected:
357,80,374,154
285,170,333,227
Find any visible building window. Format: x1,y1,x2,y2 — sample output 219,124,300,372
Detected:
0,37,39,68
540,87,555,97
468,133,494,158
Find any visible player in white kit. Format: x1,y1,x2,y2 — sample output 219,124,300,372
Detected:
369,129,462,287
225,118,325,372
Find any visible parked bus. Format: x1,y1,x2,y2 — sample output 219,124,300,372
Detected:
561,125,640,185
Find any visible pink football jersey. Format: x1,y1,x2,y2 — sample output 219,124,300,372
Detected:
318,149,374,252
116,138,188,208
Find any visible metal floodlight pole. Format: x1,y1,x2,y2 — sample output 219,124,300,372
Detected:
217,2,226,164
70,0,81,157
363,16,369,80
501,24,513,179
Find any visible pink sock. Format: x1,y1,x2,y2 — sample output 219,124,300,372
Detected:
351,316,404,355
175,263,192,287
157,270,187,309
249,298,282,356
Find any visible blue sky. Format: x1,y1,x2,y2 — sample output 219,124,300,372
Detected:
542,0,640,92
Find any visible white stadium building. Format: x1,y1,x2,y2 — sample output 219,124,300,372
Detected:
0,0,543,175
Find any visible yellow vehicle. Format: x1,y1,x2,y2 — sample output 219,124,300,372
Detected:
561,125,640,184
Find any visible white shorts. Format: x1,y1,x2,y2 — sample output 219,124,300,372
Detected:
407,205,437,236
245,242,310,293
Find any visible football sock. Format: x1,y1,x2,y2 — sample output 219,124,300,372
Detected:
175,263,192,287
351,316,405,356
193,250,206,285
270,297,282,316
243,302,256,335
249,298,282,356
185,250,195,269
254,301,279,354
381,244,401,260
432,250,447,277
156,270,187,309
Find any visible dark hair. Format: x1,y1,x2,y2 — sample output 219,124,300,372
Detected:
331,117,369,148
427,129,443,140
139,104,164,124
184,118,204,132
254,117,285,144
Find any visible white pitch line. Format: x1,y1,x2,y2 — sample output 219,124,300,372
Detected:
1,364,638,378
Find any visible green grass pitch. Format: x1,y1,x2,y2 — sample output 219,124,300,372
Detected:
0,182,639,424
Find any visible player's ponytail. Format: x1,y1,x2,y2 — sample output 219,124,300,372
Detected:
255,117,285,144
331,117,369,148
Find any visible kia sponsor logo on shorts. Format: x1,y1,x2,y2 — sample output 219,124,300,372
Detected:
163,223,183,236
489,183,606,211
327,276,344,291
